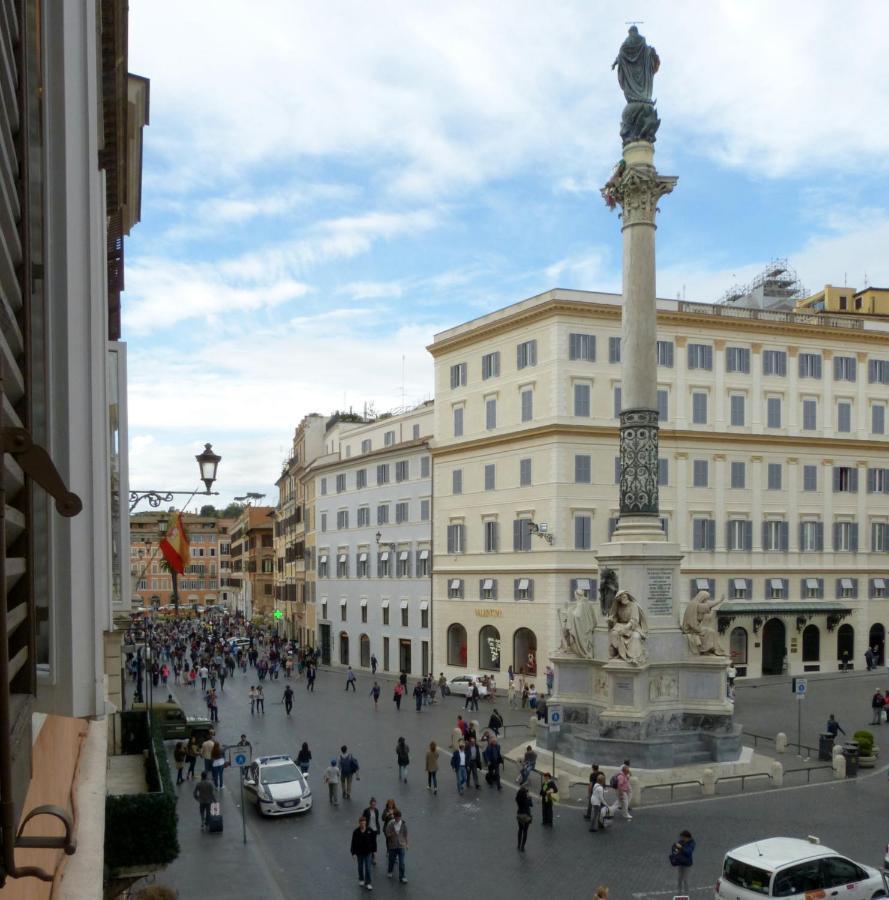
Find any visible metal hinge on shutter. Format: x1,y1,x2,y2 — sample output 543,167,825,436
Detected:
1,413,82,883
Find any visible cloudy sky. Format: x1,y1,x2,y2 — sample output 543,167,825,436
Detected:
126,0,889,507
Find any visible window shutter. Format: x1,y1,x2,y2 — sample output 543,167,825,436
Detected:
762,521,770,551
779,522,788,551
850,523,859,552
614,387,622,419
725,520,732,550
479,579,485,597
706,519,716,550
703,346,713,370
513,519,523,551
850,468,858,492
608,517,618,539
447,526,455,554
744,521,753,551
813,522,823,551
832,468,840,492
666,342,674,367
833,522,841,551
868,469,875,493
693,519,703,550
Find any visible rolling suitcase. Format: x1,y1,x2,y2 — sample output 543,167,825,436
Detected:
207,801,223,834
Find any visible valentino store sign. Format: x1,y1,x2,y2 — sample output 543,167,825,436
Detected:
474,608,503,617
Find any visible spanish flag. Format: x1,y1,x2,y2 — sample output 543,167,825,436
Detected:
159,512,190,575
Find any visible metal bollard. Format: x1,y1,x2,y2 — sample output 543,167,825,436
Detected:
702,767,716,796
775,732,787,754
769,760,784,787
528,715,538,736
629,774,642,807
832,753,846,779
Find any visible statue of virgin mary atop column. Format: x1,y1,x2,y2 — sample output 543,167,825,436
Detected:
612,26,661,145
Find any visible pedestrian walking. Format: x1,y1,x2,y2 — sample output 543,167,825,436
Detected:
413,681,423,711
515,785,533,851
306,663,316,691
193,771,216,831
351,815,375,891
483,736,504,790
361,797,382,867
211,741,225,789
381,798,398,830
339,745,360,799
872,690,885,725
583,764,601,819
451,740,468,794
283,684,294,716
173,741,186,785
393,681,404,710
395,737,410,783
297,741,312,774
199,665,209,692
345,667,357,691
670,829,696,895
371,654,378,675
465,737,482,789
825,713,846,738
589,773,606,832
324,758,341,805
539,772,558,826
256,684,265,713
488,708,504,736
384,810,408,884
616,764,632,819
185,736,199,779
200,735,215,775
425,742,439,794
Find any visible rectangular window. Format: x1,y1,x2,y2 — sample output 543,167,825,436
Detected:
802,399,817,431
446,524,465,554
569,333,596,361
837,402,852,433
574,383,591,417
613,386,622,419
799,520,823,552
521,389,533,423
318,555,329,577
395,502,409,524
357,507,370,527
692,392,708,425
336,473,346,493
730,578,750,600
320,477,327,495
514,578,534,601
417,550,430,577
516,339,537,369
361,439,372,454
726,347,751,373
412,423,420,440
377,553,391,577
657,389,668,422
361,604,368,623
687,343,713,370
420,456,430,478
803,465,817,492
871,522,889,553
767,578,787,600
608,336,621,364
763,349,787,376
481,351,501,380
730,461,746,489
833,356,857,382
357,553,369,577
336,510,349,529
868,468,889,494
377,504,389,525
767,397,782,429
397,551,410,577
450,362,468,388
320,512,328,532
395,460,409,482
484,520,499,553
837,578,857,599
420,499,430,521
833,521,858,552
730,394,745,427
575,454,592,484
519,458,532,487
798,352,822,379
873,405,886,435
453,406,464,437
871,578,887,599
340,602,347,622
658,457,668,486
384,430,395,447
382,608,390,628
692,518,716,551
480,579,497,601
447,578,464,599
484,464,496,491
762,520,788,551
401,606,409,627
337,554,349,577
377,464,390,484
574,514,592,550
452,469,463,495
485,397,497,430
656,340,674,368
868,359,889,384
356,469,367,489
513,519,533,552
692,459,709,488
833,466,858,493
767,463,782,491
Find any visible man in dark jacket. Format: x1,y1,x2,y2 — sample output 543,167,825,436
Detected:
670,829,695,895
483,736,504,790
465,737,482,789
351,815,376,889
193,771,217,830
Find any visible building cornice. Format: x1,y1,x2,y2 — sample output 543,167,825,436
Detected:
301,439,431,479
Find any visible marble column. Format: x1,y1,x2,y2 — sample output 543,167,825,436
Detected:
614,141,677,538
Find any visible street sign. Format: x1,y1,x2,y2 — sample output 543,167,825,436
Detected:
273,609,283,620
548,703,562,733
227,746,252,768
792,677,807,698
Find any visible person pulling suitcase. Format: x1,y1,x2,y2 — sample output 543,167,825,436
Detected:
193,771,218,832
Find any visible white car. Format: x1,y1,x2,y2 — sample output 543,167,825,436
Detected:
243,755,312,817
444,674,490,698
716,837,886,900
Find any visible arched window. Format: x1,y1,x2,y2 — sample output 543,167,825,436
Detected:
447,623,468,667
729,627,748,665
513,628,537,675
478,625,501,671
868,624,885,667
360,634,371,668
802,624,820,663
836,623,854,667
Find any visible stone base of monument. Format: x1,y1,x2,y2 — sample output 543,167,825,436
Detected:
546,539,742,767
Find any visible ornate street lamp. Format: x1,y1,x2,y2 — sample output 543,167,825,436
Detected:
129,443,222,511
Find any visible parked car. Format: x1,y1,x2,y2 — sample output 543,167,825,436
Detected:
716,837,886,900
130,701,213,742
243,755,313,817
444,674,489,698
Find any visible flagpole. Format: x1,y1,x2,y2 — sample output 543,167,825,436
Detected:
170,486,202,619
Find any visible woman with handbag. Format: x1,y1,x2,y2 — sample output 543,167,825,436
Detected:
515,785,533,850
395,737,410,783
539,772,558,826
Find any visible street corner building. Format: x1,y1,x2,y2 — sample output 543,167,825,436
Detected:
0,1,148,896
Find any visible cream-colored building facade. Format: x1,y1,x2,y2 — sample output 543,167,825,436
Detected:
429,288,889,681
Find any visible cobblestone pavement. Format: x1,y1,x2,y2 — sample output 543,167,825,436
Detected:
141,667,889,900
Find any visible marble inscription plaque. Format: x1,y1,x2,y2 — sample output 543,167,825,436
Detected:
647,565,673,616
614,677,634,706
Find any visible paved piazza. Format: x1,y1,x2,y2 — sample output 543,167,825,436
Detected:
152,667,889,899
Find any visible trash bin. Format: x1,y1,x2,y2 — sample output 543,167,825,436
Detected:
818,733,835,762
842,741,859,777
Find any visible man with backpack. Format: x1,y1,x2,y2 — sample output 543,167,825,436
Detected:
339,745,359,799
